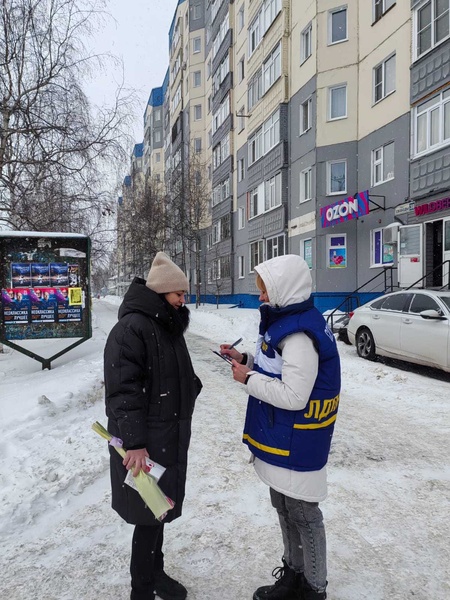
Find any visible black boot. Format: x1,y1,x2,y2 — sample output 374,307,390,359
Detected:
253,559,302,600
154,570,187,600
302,577,327,600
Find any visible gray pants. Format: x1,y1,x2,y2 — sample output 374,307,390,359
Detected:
270,488,327,593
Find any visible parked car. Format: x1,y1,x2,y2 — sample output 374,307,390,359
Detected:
347,289,450,373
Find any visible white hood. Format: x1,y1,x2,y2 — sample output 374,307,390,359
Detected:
254,254,312,307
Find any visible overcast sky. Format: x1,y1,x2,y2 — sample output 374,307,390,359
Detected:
86,0,178,143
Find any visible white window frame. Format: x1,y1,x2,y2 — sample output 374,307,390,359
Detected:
250,240,264,272
414,0,450,60
249,182,265,218
266,234,285,260
328,84,347,120
371,141,395,186
193,4,201,20
301,23,312,63
328,6,348,45
262,42,281,95
238,157,245,181
238,255,245,278
193,37,201,54
300,97,312,134
373,54,396,104
300,238,313,269
193,70,202,88
300,168,312,203
238,4,245,32
194,137,202,153
264,172,282,211
263,109,280,153
238,206,245,229
413,88,450,156
194,104,202,121
327,160,347,195
371,228,394,267
327,234,347,269
238,57,245,82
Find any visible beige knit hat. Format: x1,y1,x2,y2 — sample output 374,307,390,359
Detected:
146,251,189,293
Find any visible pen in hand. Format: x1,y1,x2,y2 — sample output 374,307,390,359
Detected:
228,337,243,350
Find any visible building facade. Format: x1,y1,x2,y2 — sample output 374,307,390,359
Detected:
118,0,450,307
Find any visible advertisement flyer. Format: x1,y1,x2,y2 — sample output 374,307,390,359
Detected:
11,264,32,287
31,263,51,287
56,288,82,322
2,288,30,324
50,263,69,287
30,288,57,323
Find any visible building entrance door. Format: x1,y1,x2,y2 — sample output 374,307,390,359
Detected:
425,220,443,287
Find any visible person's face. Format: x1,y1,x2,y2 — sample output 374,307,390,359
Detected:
164,291,186,309
44,292,49,301
258,288,269,303
17,293,22,302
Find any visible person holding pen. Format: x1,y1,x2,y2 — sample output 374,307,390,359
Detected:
220,254,341,600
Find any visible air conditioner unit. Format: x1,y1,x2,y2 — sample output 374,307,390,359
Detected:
383,223,399,244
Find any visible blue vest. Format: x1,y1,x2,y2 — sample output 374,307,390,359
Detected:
243,299,341,472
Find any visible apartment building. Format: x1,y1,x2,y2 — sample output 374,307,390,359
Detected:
143,88,164,183
119,0,448,305
402,0,450,288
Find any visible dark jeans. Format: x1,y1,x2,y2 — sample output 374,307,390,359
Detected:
130,522,165,599
270,488,327,593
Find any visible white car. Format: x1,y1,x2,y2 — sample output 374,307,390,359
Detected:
347,289,450,373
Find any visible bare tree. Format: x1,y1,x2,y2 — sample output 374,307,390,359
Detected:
167,145,211,306
0,0,133,233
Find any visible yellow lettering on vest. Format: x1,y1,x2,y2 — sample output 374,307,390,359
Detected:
318,399,333,420
304,399,321,419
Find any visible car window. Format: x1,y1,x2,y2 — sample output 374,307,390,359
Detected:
371,297,385,309
438,296,450,312
376,293,411,312
409,294,441,314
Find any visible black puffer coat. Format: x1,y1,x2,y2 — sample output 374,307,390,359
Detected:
104,278,202,525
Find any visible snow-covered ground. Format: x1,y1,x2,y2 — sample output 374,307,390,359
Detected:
0,297,449,600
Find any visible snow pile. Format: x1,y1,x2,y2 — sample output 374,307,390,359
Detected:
0,299,449,599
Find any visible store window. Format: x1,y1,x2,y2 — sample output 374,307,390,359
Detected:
327,234,347,268
371,228,394,266
301,238,313,269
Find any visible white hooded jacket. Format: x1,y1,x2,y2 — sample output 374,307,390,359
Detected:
246,254,328,502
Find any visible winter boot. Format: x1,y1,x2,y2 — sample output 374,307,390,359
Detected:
301,577,327,600
154,570,187,600
253,559,302,600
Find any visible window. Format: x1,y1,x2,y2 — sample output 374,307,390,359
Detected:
372,142,394,185
156,152,161,163
267,234,285,259
172,84,181,113
194,138,202,153
249,128,264,164
193,37,201,53
250,240,264,271
301,23,312,62
329,85,347,120
154,130,161,143
373,0,395,23
212,13,229,58
238,255,245,278
409,294,441,314
194,104,202,120
154,108,162,122
212,134,230,169
301,239,313,269
263,0,282,32
327,234,347,269
327,160,347,195
414,88,450,155
238,106,246,132
248,69,262,110
248,13,262,55
193,4,201,20
193,71,201,87
300,168,312,203
300,98,312,134
212,93,230,134
373,54,396,103
238,57,245,82
249,183,265,218
263,110,280,153
238,158,245,181
328,6,348,44
415,0,450,58
212,179,230,206
371,228,394,267
238,5,245,31
238,206,245,229
265,172,282,210
262,42,281,94
212,54,229,95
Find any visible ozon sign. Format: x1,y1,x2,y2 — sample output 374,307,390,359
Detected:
320,190,370,228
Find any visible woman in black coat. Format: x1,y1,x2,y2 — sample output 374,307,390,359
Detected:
104,252,202,600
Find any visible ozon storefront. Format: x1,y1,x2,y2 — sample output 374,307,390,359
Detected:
397,195,450,288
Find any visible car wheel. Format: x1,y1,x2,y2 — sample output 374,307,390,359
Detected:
356,328,377,361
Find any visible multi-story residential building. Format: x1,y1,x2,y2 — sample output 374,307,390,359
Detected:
402,0,450,288
118,0,449,307
143,87,164,183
